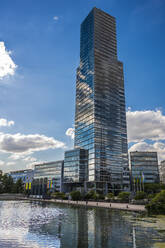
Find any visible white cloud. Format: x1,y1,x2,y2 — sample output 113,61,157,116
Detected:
23,156,37,162
0,160,5,166
127,109,165,142
9,152,32,160
0,132,65,154
0,118,14,127
0,42,17,80
127,109,165,162
53,16,59,21
6,161,16,166
65,128,74,140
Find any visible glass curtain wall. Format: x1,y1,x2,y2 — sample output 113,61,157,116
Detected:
74,8,129,191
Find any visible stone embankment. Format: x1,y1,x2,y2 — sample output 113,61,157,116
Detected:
0,194,24,200
28,198,146,212
0,195,146,212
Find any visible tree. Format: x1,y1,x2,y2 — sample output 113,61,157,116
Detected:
13,178,24,193
146,190,165,215
70,191,82,201
51,192,67,199
106,193,114,201
84,190,98,200
2,175,14,193
144,183,161,194
134,191,147,200
118,192,130,203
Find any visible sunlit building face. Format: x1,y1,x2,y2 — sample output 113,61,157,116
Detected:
74,8,130,191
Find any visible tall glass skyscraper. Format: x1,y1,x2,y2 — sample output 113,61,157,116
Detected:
74,7,129,191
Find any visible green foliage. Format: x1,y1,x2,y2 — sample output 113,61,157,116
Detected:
13,178,24,193
147,193,156,200
2,175,14,193
51,192,66,200
146,190,165,215
134,191,147,200
118,192,130,202
106,193,114,200
84,190,105,201
70,191,82,201
85,190,98,200
144,183,161,194
98,194,105,200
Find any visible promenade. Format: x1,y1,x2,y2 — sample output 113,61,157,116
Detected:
29,198,146,212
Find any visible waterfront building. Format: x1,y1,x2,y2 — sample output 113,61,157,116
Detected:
73,7,129,192
159,160,165,184
32,160,64,195
63,148,88,192
8,169,34,184
130,152,159,188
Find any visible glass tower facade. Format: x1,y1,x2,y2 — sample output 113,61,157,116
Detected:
64,148,88,183
74,7,129,190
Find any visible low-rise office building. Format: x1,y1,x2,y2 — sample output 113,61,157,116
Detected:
63,148,88,192
159,160,165,184
8,169,34,184
130,152,159,188
32,160,64,195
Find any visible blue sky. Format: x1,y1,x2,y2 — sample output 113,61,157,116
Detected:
0,0,165,172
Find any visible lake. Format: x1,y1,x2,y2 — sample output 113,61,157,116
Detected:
0,200,165,248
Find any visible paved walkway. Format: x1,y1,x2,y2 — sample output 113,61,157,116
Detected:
29,198,146,212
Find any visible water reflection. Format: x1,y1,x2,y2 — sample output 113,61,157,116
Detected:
0,201,165,248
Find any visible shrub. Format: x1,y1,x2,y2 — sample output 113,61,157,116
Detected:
118,192,130,202
147,193,155,200
51,192,66,200
146,190,165,215
98,194,105,200
106,193,114,201
70,191,82,201
144,183,161,194
84,190,98,200
134,191,146,200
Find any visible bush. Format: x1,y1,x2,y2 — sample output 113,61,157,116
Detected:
98,194,105,200
84,190,98,200
144,183,161,194
51,192,66,200
134,191,146,200
146,190,165,215
70,191,82,201
118,192,130,203
147,193,156,200
106,193,114,201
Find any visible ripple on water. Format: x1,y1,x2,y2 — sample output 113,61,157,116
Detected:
0,201,165,248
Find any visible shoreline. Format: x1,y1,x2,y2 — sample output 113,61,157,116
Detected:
0,194,146,212
28,198,146,212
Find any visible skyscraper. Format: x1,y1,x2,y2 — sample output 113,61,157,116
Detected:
74,7,129,192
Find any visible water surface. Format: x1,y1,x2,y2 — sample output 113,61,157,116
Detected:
0,200,165,248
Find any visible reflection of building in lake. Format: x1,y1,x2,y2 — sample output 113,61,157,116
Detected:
32,161,64,195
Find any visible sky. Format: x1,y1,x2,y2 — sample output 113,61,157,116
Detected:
0,0,165,172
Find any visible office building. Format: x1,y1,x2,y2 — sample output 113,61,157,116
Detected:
73,7,129,192
8,169,34,184
32,160,64,195
130,152,159,185
63,148,88,192
159,160,165,184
